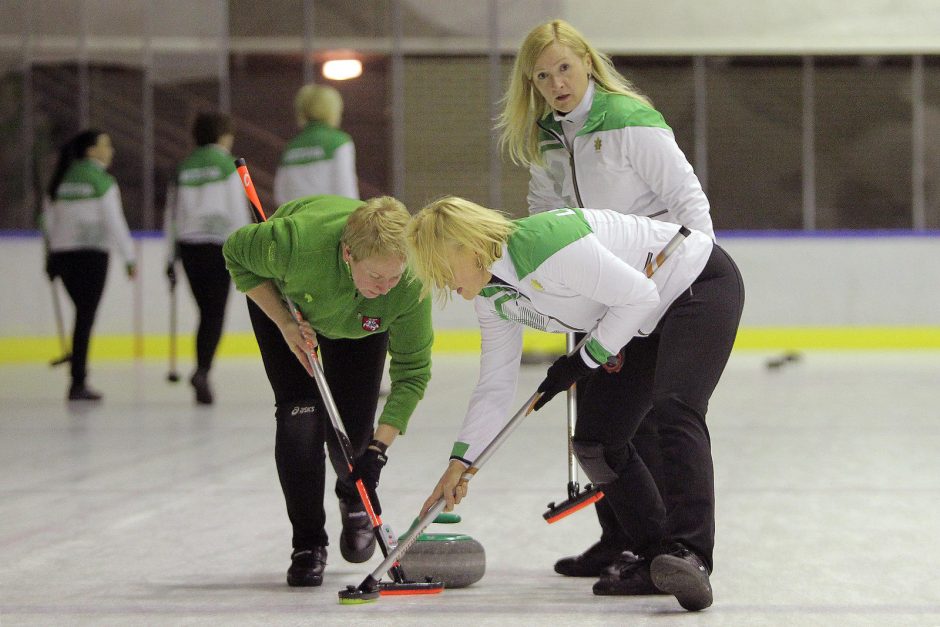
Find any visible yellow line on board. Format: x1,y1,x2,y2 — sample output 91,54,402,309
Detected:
3,327,940,364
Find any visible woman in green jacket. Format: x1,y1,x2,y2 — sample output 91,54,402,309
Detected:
223,195,432,588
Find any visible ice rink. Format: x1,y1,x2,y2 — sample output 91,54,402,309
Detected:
1,350,939,626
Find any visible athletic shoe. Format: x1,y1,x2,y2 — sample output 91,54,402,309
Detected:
592,554,667,596
68,385,102,401
190,370,213,405
650,544,713,611
338,499,375,563
286,546,327,587
554,540,628,577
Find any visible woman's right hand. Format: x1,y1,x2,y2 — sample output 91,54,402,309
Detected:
420,459,471,516
277,312,318,377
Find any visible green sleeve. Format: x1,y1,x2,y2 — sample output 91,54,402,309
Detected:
378,293,433,435
222,219,294,293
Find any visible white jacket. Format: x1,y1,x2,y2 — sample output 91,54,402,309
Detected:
450,208,712,463
528,81,714,240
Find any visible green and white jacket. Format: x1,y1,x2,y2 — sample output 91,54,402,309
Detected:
528,80,714,240
43,158,136,263
450,207,712,463
273,122,358,205
164,144,252,259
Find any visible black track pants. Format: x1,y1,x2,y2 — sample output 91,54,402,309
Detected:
178,242,231,372
575,244,744,572
51,249,109,387
247,298,387,550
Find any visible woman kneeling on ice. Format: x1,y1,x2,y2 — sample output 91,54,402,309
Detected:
407,197,743,612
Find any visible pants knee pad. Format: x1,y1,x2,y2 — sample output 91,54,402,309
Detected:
275,400,320,421
572,439,618,485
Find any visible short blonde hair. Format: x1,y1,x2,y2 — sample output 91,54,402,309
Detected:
496,19,651,166
342,196,410,262
295,84,343,128
407,196,515,304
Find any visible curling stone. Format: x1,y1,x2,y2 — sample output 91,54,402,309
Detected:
399,513,485,589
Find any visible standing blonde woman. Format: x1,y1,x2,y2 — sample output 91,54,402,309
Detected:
273,84,359,205
497,19,717,582
409,197,743,612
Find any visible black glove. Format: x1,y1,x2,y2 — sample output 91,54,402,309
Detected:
351,442,388,514
166,262,177,285
533,352,596,411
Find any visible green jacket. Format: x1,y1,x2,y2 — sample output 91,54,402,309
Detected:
223,195,432,433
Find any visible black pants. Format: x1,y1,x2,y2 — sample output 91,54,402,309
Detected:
247,299,388,550
178,242,231,372
576,334,664,554
50,250,109,387
574,244,744,572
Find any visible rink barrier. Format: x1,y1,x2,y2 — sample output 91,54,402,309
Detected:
3,327,940,364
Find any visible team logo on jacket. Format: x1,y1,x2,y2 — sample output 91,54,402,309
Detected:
594,137,602,152
530,279,544,291
361,316,381,332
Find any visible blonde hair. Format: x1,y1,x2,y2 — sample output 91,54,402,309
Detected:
407,196,515,304
496,19,651,167
295,84,343,128
342,196,410,262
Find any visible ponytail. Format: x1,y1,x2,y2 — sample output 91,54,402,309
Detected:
47,129,103,200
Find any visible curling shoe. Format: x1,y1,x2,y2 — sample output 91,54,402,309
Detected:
650,543,713,611
286,546,327,587
68,384,102,401
338,499,375,563
592,554,667,595
190,369,213,405
554,539,628,577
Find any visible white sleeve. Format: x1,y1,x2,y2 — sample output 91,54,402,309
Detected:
333,141,359,200
101,185,136,264
273,162,288,207
41,195,53,242
163,182,177,264
453,302,524,463
545,236,660,363
227,170,253,229
625,127,715,240
527,162,568,215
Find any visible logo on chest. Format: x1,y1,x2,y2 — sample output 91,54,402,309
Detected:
361,315,381,332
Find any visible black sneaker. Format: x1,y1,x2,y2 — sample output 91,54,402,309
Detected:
68,385,102,401
593,554,668,596
286,546,327,587
338,500,375,563
190,370,213,405
650,544,713,611
554,540,628,577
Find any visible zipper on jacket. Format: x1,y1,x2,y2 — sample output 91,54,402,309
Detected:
537,121,584,208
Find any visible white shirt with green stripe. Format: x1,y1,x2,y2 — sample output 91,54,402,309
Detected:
43,158,136,264
273,121,358,205
164,144,252,259
528,80,715,240
450,207,712,464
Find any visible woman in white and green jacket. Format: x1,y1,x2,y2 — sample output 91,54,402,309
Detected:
408,197,743,613
43,129,136,401
273,84,358,205
496,18,716,584
164,112,252,404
